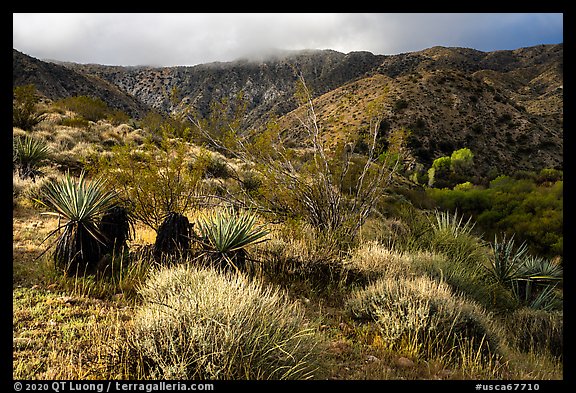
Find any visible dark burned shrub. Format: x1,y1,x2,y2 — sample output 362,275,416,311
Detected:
153,212,192,263
99,205,133,255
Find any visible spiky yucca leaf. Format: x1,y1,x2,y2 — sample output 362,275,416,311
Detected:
37,171,119,274
486,234,528,286
196,208,270,253
518,256,563,282
195,208,269,271
433,209,475,238
13,135,50,180
515,255,563,311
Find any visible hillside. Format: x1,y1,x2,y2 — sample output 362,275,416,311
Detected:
278,46,563,176
13,44,563,177
13,49,149,118
52,49,385,126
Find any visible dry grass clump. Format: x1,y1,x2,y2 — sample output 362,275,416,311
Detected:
131,264,323,380
343,241,416,280
251,223,355,299
504,308,563,358
346,274,504,367
13,287,138,380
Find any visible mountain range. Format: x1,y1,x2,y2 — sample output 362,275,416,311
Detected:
13,43,563,177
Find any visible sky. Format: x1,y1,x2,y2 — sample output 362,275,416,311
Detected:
13,13,563,67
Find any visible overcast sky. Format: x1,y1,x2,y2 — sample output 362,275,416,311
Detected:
13,13,563,67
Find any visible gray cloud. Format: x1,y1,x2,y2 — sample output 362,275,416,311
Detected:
13,13,563,67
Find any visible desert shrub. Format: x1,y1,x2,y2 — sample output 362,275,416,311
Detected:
189,75,400,247
393,98,409,111
346,274,503,365
13,84,46,130
343,241,415,281
55,95,110,122
252,221,355,299
59,117,91,129
193,149,231,179
239,170,262,195
427,210,489,267
107,109,130,126
90,138,201,231
383,202,434,252
131,264,322,379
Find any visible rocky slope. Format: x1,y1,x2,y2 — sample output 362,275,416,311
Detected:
53,49,385,127
278,44,563,176
13,49,149,117
13,44,563,177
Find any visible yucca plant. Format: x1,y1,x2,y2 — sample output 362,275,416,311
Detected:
519,255,563,282
195,207,270,272
13,135,50,180
37,171,119,275
486,234,528,289
516,256,563,310
432,209,475,238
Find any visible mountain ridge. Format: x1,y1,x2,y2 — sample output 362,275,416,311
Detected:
13,43,563,177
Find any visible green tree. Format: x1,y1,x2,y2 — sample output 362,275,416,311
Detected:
428,156,451,187
450,147,474,178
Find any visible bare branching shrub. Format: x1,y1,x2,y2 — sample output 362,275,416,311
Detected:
187,73,402,246
131,264,322,379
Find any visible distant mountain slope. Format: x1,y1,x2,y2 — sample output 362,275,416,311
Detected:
12,44,562,177
55,49,385,128
13,49,150,117
276,44,563,176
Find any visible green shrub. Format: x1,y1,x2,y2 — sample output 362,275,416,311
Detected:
13,84,46,130
59,116,91,129
91,139,201,231
427,173,563,259
131,264,322,379
393,99,409,111
193,150,231,179
56,96,110,122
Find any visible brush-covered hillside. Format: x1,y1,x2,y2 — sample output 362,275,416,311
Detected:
12,43,563,382
14,43,563,178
